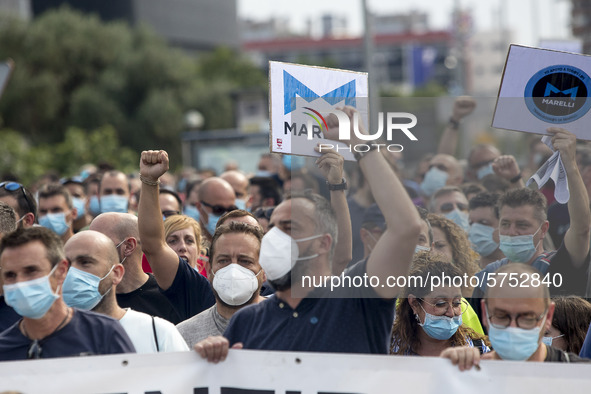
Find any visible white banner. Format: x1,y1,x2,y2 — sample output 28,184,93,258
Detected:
269,61,368,161
1,349,590,394
493,45,591,141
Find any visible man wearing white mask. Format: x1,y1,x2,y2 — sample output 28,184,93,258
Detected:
0,227,135,360
37,184,77,245
470,128,590,317
63,230,188,353
442,264,589,370
176,221,266,348
194,106,421,360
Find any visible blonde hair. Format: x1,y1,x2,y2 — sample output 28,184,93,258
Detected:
164,215,204,271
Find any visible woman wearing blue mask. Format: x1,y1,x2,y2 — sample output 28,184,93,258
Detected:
391,256,490,356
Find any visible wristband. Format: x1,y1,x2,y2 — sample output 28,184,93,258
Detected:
139,174,160,186
327,178,347,191
449,117,460,129
509,172,522,183
353,145,378,161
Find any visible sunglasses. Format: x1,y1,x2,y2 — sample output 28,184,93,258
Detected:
162,210,181,218
439,202,467,213
0,182,34,215
253,207,274,220
200,201,238,216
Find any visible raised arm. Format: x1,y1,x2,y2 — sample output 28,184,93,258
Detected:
338,107,421,298
492,155,525,189
549,127,591,267
138,150,182,290
437,96,476,155
314,149,352,274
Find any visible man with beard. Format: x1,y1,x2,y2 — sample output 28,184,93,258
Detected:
63,230,188,353
176,221,266,348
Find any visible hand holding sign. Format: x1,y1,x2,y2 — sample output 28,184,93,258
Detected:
547,127,577,167
314,147,345,184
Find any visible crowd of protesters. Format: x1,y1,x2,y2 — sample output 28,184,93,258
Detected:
1,97,591,372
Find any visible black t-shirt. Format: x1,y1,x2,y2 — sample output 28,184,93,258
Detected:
224,260,396,354
0,296,20,332
161,257,215,321
0,309,135,361
116,274,181,324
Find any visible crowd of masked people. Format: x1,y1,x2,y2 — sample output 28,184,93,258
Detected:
1,99,591,372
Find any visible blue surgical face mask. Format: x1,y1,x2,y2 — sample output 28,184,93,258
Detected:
415,245,431,254
255,170,273,178
100,195,129,213
72,197,86,219
499,224,542,263
444,209,470,233
477,162,495,180
39,213,70,236
542,334,564,347
417,304,462,340
206,212,221,236
469,223,499,257
420,167,448,197
486,306,544,360
3,264,60,319
184,205,200,222
62,266,114,310
235,198,247,210
89,196,101,216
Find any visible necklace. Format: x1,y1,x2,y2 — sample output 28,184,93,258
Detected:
21,307,71,341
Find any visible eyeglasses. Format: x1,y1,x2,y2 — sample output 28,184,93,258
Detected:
0,182,34,215
200,201,237,216
27,339,42,359
439,202,468,213
419,298,468,316
488,310,547,330
162,210,180,218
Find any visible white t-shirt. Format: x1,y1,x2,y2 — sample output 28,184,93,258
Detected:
119,308,189,353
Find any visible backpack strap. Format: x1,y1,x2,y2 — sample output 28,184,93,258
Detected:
151,315,160,352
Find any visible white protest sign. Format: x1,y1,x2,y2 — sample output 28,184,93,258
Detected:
493,45,591,140
1,349,591,394
269,61,368,161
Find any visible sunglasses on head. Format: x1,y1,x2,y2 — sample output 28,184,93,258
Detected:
200,201,238,216
0,182,34,215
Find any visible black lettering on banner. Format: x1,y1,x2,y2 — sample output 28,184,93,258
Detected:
145,392,162,394
319,392,364,394
286,392,302,394
194,388,209,394
221,388,275,394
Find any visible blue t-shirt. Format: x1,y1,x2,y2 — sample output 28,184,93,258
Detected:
224,260,396,354
161,257,216,321
0,309,135,361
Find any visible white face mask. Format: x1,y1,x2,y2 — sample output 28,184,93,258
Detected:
259,227,322,281
212,264,262,306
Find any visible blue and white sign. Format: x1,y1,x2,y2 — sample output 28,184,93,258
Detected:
493,45,591,141
269,61,368,160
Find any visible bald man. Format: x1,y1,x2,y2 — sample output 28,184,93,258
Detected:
64,231,188,353
220,171,249,211
195,177,237,242
466,144,501,181
89,213,182,324
420,154,464,197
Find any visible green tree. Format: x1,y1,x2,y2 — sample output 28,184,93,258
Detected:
0,6,267,180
